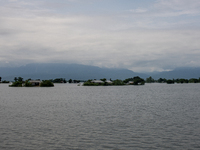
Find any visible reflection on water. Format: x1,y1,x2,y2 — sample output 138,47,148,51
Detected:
0,83,200,149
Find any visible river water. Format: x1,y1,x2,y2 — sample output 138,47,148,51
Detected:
0,83,200,150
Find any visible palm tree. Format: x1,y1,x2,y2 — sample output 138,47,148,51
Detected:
14,77,18,82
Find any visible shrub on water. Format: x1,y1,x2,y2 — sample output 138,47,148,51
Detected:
9,81,23,87
40,80,54,87
166,79,174,84
24,80,33,87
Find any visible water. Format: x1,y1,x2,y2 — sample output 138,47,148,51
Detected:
0,83,200,150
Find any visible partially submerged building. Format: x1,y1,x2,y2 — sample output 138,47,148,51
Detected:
29,80,41,86
91,80,113,84
91,80,104,84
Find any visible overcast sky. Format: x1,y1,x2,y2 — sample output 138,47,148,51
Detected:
0,0,200,72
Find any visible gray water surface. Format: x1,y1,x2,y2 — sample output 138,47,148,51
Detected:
0,83,200,150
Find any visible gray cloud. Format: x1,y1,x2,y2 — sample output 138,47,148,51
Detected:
0,0,200,72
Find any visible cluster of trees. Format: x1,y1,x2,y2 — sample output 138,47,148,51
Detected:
83,76,145,86
48,78,82,83
68,79,81,83
123,76,145,85
112,79,125,85
3,75,200,87
9,77,24,87
146,76,200,84
84,78,115,86
49,78,67,83
40,80,54,87
6,76,85,87
0,76,10,83
9,77,54,87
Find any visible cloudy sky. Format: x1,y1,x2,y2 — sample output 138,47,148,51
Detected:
0,0,200,72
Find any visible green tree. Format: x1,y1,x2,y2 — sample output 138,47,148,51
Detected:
53,78,64,83
189,78,199,83
123,77,134,83
9,77,23,87
83,79,99,86
146,76,155,83
177,78,188,83
2,80,9,83
100,78,107,82
73,80,80,83
112,79,125,85
166,79,174,84
9,81,23,87
40,80,54,87
24,80,33,87
68,79,72,83
157,78,167,83
18,77,23,82
14,77,18,82
132,76,145,85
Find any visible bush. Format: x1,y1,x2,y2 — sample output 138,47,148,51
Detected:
83,81,103,86
132,76,145,85
24,80,33,87
9,81,23,87
166,80,174,84
1,80,9,83
40,80,54,87
112,79,125,85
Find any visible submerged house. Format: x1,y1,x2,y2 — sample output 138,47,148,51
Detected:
127,81,134,85
29,80,41,86
105,80,113,84
91,80,113,84
91,80,104,84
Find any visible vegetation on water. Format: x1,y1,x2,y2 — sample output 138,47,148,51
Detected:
166,79,174,84
0,76,10,83
49,78,67,83
48,78,81,83
2,75,200,87
9,77,24,87
112,79,125,85
84,78,116,86
146,76,200,84
68,79,81,83
9,77,54,87
24,80,33,87
1,80,9,83
123,76,145,85
40,80,54,87
82,76,200,86
83,76,145,86
9,81,23,87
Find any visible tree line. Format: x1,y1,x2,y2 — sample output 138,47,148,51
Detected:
1,76,200,86
9,77,54,87
146,76,200,84
0,77,9,83
83,76,145,86
49,78,82,83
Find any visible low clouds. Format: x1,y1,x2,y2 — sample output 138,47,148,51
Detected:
153,0,200,18
0,0,200,72
154,0,200,12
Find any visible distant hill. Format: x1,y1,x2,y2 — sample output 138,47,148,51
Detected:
0,63,148,81
151,67,200,79
1,64,200,81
